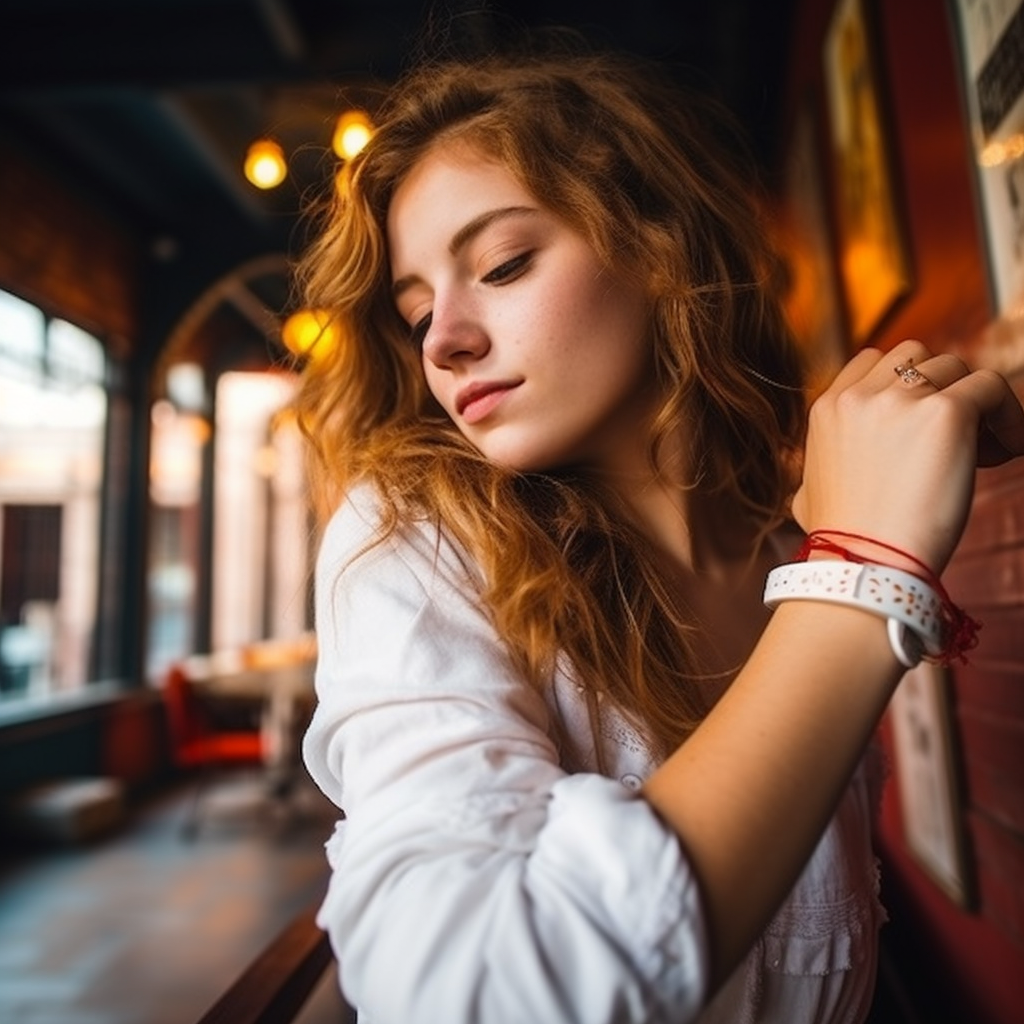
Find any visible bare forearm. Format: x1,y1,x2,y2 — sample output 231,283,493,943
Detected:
642,600,903,984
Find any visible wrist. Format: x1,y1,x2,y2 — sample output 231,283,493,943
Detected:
788,528,980,665
799,529,936,577
763,560,944,669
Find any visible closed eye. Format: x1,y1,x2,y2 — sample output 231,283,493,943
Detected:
409,312,432,349
482,252,532,284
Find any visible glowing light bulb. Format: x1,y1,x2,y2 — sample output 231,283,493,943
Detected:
244,139,287,189
281,309,339,359
332,111,374,160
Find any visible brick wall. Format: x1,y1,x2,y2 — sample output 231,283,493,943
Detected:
783,2,1024,1022
0,136,142,351
946,458,1024,947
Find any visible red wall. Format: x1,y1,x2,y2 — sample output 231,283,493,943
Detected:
781,2,1024,1022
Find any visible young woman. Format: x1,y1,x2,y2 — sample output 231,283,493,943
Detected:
293,39,1024,1024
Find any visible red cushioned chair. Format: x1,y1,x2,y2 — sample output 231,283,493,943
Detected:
163,663,267,838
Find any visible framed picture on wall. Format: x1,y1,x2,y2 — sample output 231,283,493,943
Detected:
822,0,912,346
950,0,1024,320
778,100,849,397
889,662,975,908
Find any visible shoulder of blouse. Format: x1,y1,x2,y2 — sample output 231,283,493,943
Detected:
316,481,486,600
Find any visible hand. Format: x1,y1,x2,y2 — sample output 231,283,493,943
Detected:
790,340,1024,575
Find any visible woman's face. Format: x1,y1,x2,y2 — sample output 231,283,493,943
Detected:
386,142,658,475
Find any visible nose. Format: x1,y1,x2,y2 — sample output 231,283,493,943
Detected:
421,291,490,369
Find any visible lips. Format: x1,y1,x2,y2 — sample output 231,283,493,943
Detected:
455,380,520,424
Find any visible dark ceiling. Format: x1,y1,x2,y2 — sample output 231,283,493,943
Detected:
0,0,797,362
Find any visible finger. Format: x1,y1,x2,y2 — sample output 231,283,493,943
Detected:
826,340,934,395
893,353,970,391
871,339,936,390
944,369,1024,465
820,345,885,392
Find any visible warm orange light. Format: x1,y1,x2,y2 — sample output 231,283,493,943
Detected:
980,132,1024,167
332,110,373,160
281,309,339,359
244,139,287,189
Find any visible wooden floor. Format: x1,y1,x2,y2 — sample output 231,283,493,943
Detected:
0,772,351,1024
0,767,922,1024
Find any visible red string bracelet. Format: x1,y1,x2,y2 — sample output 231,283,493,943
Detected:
795,530,980,665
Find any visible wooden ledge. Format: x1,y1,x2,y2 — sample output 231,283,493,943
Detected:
196,901,340,1024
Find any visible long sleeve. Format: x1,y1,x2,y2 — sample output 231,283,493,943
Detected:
302,486,710,1024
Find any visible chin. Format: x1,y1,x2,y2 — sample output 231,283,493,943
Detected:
466,426,587,475
485,449,578,475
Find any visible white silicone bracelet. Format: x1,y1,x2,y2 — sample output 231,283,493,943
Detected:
763,561,944,668
886,617,926,670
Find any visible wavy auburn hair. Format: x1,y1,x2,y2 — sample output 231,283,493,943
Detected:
293,39,807,758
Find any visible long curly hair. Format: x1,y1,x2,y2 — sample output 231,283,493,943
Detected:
293,37,807,759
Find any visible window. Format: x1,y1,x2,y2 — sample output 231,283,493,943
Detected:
211,371,308,651
0,290,108,704
145,366,311,683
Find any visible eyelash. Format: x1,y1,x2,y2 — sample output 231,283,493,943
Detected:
482,251,532,284
406,251,534,348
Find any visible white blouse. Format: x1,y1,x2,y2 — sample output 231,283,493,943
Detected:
303,485,886,1024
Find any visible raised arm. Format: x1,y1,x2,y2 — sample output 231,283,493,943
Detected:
643,339,1024,984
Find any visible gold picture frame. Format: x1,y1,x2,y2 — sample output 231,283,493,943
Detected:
823,0,913,346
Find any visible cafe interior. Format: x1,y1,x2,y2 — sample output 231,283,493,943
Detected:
1,0,1023,1022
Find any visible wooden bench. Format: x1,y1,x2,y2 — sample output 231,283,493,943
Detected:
196,900,353,1024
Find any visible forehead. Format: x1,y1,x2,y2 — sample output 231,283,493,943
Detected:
386,143,534,260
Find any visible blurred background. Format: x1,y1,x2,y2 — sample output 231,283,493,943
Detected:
1,2,1023,1023
0,0,798,698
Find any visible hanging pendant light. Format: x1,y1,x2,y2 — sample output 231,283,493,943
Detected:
244,139,288,189
281,309,339,360
332,110,374,161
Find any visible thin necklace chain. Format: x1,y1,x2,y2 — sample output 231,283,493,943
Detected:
742,365,807,394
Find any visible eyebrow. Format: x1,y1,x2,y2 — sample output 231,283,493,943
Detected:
391,205,538,300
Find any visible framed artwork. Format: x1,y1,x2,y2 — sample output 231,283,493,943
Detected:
950,0,1024,320
779,101,849,397
823,0,912,345
889,662,975,908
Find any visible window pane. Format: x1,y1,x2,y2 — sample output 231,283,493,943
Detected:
0,289,44,385
145,398,209,683
144,367,312,681
48,318,107,386
212,371,306,651
0,292,108,705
